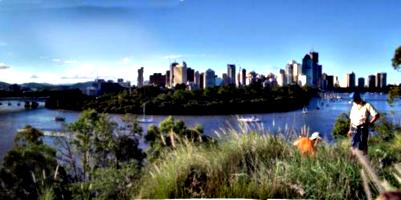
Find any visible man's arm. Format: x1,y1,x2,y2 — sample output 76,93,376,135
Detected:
369,113,380,125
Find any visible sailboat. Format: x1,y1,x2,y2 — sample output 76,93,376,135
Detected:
302,106,308,114
138,103,153,123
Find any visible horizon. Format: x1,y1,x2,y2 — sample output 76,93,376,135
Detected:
0,0,400,85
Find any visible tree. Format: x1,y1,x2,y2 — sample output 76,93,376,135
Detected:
392,46,401,71
0,126,69,200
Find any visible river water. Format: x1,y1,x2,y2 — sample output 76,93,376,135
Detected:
1,93,401,158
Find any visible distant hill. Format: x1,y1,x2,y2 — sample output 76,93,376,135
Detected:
0,81,95,92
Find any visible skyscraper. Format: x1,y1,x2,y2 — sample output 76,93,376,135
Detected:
358,77,365,89
187,67,195,83
346,72,356,88
165,70,170,87
285,62,294,84
227,64,236,85
204,69,215,88
241,68,246,86
173,63,187,86
199,72,204,89
169,62,179,87
376,72,387,89
277,69,287,87
302,51,322,88
368,75,376,89
302,54,313,86
149,73,166,86
137,67,144,87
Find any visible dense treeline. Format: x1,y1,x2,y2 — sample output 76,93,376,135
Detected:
85,84,316,115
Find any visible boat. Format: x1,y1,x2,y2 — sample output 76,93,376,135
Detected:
238,116,261,123
302,106,308,114
138,103,154,123
54,116,66,122
7,102,11,106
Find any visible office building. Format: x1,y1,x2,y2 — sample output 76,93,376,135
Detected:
277,69,287,87
227,64,236,85
187,67,195,82
149,73,166,86
137,67,144,87
204,69,215,88
173,63,187,86
358,77,365,89
376,72,387,89
302,51,322,88
346,72,356,88
368,74,376,88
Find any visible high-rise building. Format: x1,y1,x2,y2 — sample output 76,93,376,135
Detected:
277,69,287,87
194,71,200,89
173,63,187,86
199,72,205,89
137,67,144,87
368,75,376,89
187,67,195,83
302,54,313,86
204,69,215,88
165,70,170,87
302,52,322,87
241,68,246,86
149,73,166,86
358,77,365,89
169,62,179,87
346,72,356,88
326,75,334,90
286,60,302,84
285,63,294,84
376,72,387,89
227,64,236,85
222,73,229,86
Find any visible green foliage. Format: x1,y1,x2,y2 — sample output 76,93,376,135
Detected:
68,109,145,182
388,86,401,105
137,131,365,199
392,46,401,71
332,113,350,139
86,85,314,115
0,126,69,200
145,116,209,161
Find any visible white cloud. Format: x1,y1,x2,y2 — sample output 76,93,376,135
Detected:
0,63,10,69
30,75,39,79
121,57,132,64
52,58,79,65
163,54,184,60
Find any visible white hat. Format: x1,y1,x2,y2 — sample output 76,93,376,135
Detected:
309,132,321,140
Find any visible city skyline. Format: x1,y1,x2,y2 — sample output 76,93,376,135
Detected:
0,0,400,84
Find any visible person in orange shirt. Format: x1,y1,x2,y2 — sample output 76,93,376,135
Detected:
293,132,321,156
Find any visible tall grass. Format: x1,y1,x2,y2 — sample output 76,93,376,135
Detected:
136,128,366,199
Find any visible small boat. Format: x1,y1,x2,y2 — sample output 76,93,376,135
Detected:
138,117,154,123
17,102,21,106
7,102,11,106
54,116,66,122
302,106,308,114
238,116,261,123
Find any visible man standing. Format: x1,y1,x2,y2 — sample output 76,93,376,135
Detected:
348,92,380,155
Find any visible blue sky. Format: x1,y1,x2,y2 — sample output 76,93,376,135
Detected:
0,0,400,85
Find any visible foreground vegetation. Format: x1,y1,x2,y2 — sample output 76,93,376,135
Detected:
1,110,401,199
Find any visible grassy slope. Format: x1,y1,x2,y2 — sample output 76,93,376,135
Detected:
136,131,366,199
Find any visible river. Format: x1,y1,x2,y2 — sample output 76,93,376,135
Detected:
1,93,401,158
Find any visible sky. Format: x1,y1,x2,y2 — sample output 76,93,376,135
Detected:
0,0,400,85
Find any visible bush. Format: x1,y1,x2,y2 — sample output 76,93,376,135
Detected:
333,113,350,139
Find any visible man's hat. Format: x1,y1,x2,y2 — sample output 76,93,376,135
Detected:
352,92,362,102
309,132,321,140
